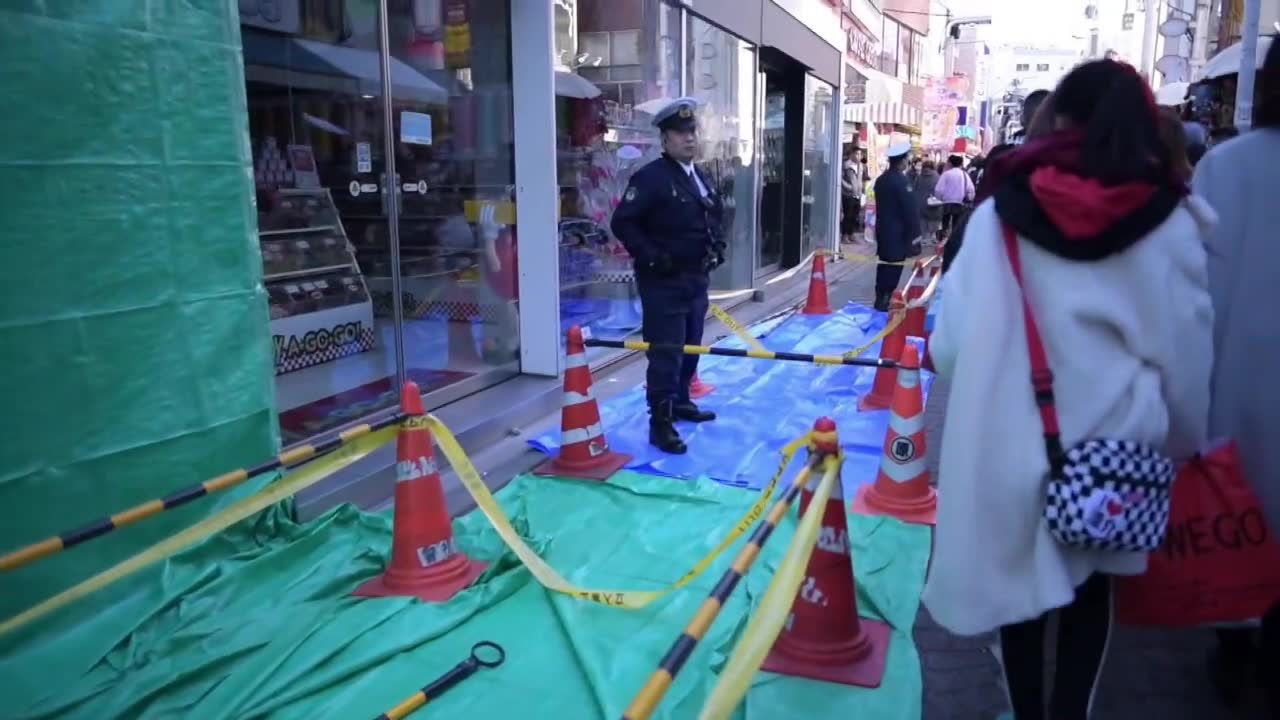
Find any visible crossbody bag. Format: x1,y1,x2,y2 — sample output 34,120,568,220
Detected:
1001,223,1177,552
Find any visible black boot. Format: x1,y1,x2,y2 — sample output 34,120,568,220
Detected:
673,401,716,423
873,292,891,312
649,400,687,454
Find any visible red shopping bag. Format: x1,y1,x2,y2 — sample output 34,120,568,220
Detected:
1115,440,1280,627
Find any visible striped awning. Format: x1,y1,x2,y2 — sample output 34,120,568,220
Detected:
843,102,922,129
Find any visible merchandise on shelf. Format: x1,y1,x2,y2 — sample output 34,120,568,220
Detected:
258,188,377,375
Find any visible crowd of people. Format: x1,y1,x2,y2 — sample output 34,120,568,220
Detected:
910,41,1280,720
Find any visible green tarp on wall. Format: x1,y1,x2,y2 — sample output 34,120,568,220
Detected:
0,0,276,640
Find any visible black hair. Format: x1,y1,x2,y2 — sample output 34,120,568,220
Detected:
947,155,964,168
1256,35,1280,128
1050,59,1167,186
889,153,908,169
1022,89,1051,127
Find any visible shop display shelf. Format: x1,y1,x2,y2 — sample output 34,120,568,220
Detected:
264,263,356,283
259,225,339,237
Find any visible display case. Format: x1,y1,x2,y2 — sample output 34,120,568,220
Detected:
259,188,376,375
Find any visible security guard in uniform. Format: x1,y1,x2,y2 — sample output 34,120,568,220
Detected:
610,98,726,455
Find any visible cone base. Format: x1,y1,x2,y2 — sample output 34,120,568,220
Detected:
532,450,632,482
857,390,893,412
851,483,938,526
352,556,488,603
761,616,892,688
801,303,833,316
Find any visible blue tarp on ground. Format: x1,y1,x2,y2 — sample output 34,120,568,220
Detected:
532,303,933,491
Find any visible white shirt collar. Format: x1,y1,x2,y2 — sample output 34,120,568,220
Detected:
678,160,696,175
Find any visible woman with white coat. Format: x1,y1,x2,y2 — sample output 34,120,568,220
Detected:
922,60,1215,719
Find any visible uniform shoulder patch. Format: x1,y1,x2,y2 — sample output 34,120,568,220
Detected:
624,186,637,202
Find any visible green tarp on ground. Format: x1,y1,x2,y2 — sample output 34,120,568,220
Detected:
1,472,931,719
0,1,276,623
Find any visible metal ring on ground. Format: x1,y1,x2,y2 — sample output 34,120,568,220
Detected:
471,641,506,668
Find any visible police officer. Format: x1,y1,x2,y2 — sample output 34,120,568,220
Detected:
871,141,921,311
610,98,726,455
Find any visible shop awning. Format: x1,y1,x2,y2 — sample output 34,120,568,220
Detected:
842,102,921,129
242,29,448,104
1202,35,1274,80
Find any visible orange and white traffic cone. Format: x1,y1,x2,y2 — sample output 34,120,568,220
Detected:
857,290,908,412
904,260,928,339
353,382,487,603
761,417,892,688
801,252,833,315
689,372,715,399
533,325,632,481
852,343,937,525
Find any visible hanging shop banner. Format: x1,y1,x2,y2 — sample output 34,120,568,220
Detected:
270,301,376,375
444,0,472,68
924,77,969,110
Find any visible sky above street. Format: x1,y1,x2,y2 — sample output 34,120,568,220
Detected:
941,0,1087,50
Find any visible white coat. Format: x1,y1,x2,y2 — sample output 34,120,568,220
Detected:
921,197,1215,636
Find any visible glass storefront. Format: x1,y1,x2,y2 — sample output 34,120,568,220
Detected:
802,74,835,257
686,16,758,291
239,0,840,445
241,0,515,444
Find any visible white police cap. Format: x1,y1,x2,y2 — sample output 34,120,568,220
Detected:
887,141,913,159
652,97,700,131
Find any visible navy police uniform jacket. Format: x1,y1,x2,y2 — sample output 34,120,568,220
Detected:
872,168,921,263
610,154,726,277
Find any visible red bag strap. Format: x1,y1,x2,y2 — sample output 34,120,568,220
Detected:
1001,223,1067,471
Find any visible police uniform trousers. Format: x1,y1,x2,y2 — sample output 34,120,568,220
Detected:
638,270,708,407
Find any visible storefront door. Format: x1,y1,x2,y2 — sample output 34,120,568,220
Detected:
757,68,787,276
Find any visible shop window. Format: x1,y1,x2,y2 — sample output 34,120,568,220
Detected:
801,75,835,257
553,0,682,361
1037,63,1050,71
685,16,759,291
242,10,395,445
386,0,520,403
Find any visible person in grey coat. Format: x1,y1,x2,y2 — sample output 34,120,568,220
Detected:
1191,34,1280,715
912,161,942,242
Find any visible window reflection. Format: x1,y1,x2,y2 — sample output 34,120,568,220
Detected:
554,0,682,358
802,75,835,256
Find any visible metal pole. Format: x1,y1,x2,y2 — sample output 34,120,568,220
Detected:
1235,0,1262,131
1190,0,1212,79
1141,0,1162,81
377,0,407,389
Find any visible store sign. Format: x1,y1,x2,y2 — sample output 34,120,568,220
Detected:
270,302,375,375
843,17,879,69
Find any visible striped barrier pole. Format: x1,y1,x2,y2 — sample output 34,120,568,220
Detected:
619,420,842,720
582,339,910,370
0,413,406,572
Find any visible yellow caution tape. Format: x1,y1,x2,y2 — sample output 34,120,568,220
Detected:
843,311,905,361
426,415,812,610
709,304,767,353
0,426,399,637
697,454,843,720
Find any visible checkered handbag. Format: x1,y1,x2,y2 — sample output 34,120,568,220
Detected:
1002,224,1176,552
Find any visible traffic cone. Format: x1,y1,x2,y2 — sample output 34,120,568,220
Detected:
852,343,937,525
353,382,487,602
801,252,833,315
761,417,892,688
689,372,714,399
533,325,632,481
857,291,908,412
903,260,927,339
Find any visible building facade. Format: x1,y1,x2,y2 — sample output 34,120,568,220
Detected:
838,0,929,165
235,0,844,446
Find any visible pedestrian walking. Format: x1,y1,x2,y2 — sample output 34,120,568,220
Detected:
934,154,974,241
1192,35,1280,717
1011,89,1051,145
922,59,1215,720
913,160,942,244
870,142,921,311
840,147,864,242
611,97,725,455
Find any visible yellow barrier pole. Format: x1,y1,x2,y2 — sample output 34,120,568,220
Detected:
619,422,840,720
697,453,845,720
0,414,405,572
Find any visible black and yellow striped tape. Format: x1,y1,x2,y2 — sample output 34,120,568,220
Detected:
621,448,839,720
0,414,404,573
584,339,907,370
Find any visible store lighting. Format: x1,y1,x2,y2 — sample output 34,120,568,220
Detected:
360,94,375,99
